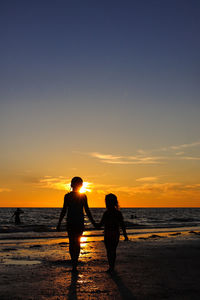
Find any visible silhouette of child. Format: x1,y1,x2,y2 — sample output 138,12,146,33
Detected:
97,193,128,272
57,177,95,272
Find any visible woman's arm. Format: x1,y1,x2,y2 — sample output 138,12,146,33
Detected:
84,196,96,228
57,196,67,231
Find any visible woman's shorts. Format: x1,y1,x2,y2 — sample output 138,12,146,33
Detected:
67,225,84,237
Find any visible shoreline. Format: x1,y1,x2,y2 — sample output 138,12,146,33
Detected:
0,225,200,241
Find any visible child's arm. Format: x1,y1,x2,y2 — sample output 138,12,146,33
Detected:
57,196,67,231
119,212,128,241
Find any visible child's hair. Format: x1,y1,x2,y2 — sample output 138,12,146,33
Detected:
71,177,83,188
105,193,119,210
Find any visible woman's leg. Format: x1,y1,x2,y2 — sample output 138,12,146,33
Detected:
68,232,82,271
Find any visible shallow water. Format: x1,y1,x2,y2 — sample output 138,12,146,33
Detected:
1,207,200,236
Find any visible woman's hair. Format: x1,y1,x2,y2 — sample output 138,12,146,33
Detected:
71,176,83,188
105,193,119,210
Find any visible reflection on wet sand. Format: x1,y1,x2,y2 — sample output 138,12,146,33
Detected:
68,272,78,300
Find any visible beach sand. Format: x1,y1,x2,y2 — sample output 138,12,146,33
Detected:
0,231,200,299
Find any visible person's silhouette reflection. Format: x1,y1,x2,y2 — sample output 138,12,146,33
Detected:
68,272,78,300
110,271,135,300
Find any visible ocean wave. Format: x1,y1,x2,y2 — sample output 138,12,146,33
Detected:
0,224,55,234
169,217,196,223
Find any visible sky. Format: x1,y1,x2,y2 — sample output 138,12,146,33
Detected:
0,0,200,207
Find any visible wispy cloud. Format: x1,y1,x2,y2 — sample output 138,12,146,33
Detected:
175,152,184,155
38,176,69,191
0,188,11,193
170,141,200,150
136,177,158,182
36,176,93,192
87,140,200,166
179,156,200,161
110,183,182,195
91,152,122,160
94,182,200,197
138,140,200,154
90,152,164,165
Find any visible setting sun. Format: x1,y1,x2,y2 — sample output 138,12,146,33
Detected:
79,182,92,194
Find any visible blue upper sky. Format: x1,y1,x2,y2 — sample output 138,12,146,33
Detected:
1,0,200,149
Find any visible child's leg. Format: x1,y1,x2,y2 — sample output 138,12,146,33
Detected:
68,233,81,270
106,245,117,270
105,235,119,271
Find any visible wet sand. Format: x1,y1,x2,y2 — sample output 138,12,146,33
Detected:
0,231,200,299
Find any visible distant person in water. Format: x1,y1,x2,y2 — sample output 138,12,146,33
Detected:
57,176,96,272
12,208,24,225
97,194,128,272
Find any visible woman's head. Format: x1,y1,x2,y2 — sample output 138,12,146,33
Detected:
71,177,83,191
105,193,119,210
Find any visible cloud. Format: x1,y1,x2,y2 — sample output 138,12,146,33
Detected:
37,176,93,192
90,152,122,160
180,156,200,160
90,152,164,165
170,141,200,150
139,140,200,154
0,188,11,193
87,140,200,167
175,152,184,155
92,182,200,198
110,183,182,195
136,177,158,182
37,176,70,191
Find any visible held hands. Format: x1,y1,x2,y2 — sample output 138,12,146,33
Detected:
92,221,101,229
94,223,100,229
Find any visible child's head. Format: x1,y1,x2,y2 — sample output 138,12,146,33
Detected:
71,177,83,191
105,193,119,210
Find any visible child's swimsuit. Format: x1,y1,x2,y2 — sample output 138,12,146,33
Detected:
101,209,123,247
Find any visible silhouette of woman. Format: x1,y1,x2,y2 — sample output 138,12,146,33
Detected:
57,177,95,272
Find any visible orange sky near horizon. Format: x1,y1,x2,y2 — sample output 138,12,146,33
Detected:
1,141,200,208
1,155,200,208
1,142,200,208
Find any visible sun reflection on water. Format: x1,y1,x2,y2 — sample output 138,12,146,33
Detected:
80,235,88,247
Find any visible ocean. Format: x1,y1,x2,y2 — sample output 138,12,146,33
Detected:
1,207,200,239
